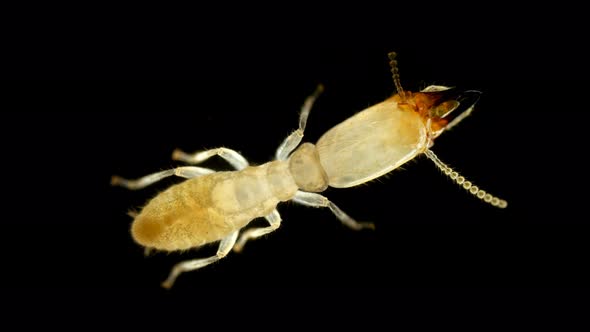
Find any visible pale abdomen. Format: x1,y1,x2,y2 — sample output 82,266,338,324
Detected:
131,161,298,251
316,98,427,188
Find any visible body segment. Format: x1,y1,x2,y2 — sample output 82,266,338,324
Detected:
316,97,427,188
133,161,298,251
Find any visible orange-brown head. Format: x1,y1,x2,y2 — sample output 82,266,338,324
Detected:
392,86,481,140
386,52,480,143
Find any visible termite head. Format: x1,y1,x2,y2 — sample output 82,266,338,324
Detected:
395,86,481,139
387,52,481,143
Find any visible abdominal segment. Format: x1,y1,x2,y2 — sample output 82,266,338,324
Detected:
131,175,235,251
131,164,295,252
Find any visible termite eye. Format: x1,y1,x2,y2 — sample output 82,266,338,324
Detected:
431,100,460,118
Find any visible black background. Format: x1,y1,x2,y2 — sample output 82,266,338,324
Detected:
2,4,588,310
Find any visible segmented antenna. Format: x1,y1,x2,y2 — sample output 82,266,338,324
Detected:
424,149,508,208
388,52,406,101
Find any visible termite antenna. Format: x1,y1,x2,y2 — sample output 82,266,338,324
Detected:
388,52,406,101
424,149,508,208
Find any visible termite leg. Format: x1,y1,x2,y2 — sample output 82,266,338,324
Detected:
161,230,239,289
292,191,375,230
172,147,249,170
111,166,215,190
233,209,281,253
275,84,324,160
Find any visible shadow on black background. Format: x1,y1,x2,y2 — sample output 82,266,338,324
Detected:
2,16,588,308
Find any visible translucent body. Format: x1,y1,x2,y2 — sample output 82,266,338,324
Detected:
112,52,508,288
316,97,427,187
133,161,298,251
133,96,429,250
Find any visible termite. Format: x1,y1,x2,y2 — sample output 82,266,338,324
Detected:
112,52,507,288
